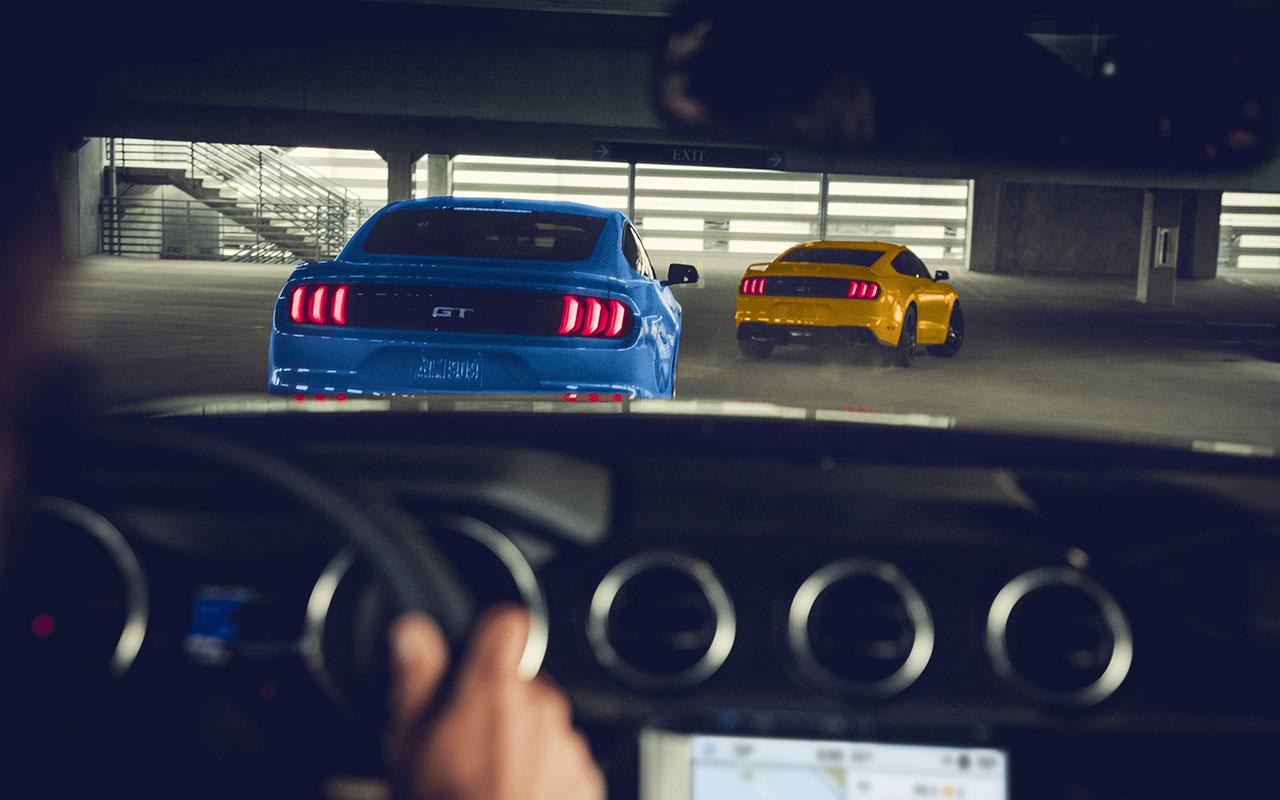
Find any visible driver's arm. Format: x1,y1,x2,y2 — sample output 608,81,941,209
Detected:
388,607,605,800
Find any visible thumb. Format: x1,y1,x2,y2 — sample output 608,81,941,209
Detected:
457,605,532,689
386,613,450,765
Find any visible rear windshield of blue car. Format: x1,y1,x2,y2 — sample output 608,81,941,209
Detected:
362,208,607,261
779,247,884,266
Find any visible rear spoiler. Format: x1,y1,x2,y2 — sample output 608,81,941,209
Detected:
745,262,770,272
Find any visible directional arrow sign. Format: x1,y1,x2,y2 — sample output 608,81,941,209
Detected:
592,141,786,171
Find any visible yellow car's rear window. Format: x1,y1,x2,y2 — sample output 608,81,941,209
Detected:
779,247,884,266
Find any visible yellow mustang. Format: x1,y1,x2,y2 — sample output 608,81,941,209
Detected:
735,240,963,367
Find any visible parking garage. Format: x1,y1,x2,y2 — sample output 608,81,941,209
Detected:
47,0,1280,450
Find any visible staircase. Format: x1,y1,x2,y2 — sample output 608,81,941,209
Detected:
102,139,367,262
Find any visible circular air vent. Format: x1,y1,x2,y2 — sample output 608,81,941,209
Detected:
587,551,735,690
986,567,1133,707
788,559,933,698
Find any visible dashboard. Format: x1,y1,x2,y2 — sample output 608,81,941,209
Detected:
5,401,1280,798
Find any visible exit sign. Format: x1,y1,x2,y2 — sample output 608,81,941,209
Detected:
593,141,785,170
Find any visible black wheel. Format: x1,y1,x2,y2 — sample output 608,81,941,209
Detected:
926,302,964,358
881,305,917,367
737,335,774,359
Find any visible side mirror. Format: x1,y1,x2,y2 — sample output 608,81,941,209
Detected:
934,270,950,282
662,263,699,287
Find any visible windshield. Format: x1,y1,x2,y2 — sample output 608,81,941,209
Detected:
361,208,607,262
50,5,1280,456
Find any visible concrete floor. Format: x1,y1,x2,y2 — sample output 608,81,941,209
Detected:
60,257,1280,451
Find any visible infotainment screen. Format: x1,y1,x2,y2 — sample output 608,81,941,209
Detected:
640,731,1008,800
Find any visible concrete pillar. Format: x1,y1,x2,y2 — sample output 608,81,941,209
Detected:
817,172,830,240
1179,190,1221,280
423,154,451,197
53,138,104,258
627,162,637,222
967,178,1001,273
1137,189,1179,305
1137,190,1155,300
377,150,422,203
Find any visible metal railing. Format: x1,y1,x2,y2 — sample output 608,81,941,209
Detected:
103,139,366,262
100,198,351,262
109,138,363,206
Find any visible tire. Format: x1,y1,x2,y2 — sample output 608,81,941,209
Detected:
926,302,964,358
738,335,774,359
881,305,917,367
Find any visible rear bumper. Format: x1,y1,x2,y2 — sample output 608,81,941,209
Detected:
737,322,883,347
267,327,672,398
734,295,898,346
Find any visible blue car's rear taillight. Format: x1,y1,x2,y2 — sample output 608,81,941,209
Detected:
288,284,350,326
558,294,631,338
289,286,307,323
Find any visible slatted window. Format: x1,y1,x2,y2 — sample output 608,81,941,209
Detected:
451,158,970,270
287,148,395,207
1220,192,1280,270
826,177,968,268
451,155,629,212
634,165,820,255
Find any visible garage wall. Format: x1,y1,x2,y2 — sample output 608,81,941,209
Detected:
993,183,1144,274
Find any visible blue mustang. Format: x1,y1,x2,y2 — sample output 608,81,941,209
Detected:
267,198,698,398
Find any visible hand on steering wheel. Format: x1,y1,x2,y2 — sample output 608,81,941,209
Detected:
388,606,604,800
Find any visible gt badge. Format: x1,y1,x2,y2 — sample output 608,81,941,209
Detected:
432,306,475,319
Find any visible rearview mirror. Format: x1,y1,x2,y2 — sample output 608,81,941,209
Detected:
935,270,950,282
663,263,699,287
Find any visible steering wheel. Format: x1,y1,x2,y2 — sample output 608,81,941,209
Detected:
96,424,481,706
2,422,496,800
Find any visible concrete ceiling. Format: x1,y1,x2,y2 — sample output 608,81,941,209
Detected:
359,0,677,15
68,0,1280,190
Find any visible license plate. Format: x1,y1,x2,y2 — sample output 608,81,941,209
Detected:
778,304,819,322
414,354,483,388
